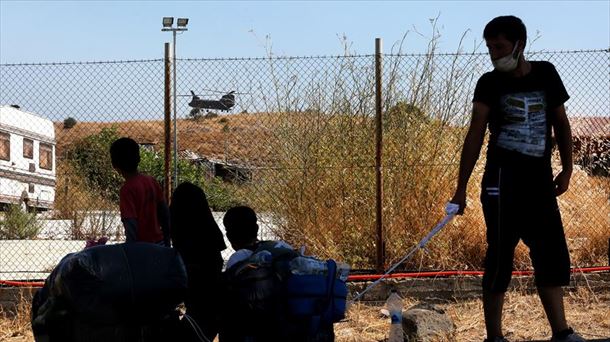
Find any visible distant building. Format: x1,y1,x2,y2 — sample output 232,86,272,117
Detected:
137,140,157,153
570,116,610,139
569,116,610,177
179,149,252,184
0,105,56,210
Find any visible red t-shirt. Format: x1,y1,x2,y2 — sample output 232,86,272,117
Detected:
119,174,164,243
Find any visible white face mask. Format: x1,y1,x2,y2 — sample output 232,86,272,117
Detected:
492,42,521,72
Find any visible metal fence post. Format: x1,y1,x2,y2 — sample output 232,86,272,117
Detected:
375,38,384,273
164,43,171,204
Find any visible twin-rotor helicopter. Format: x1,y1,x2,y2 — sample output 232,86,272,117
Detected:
183,90,236,116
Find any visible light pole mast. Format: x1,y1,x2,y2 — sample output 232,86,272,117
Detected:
162,17,188,190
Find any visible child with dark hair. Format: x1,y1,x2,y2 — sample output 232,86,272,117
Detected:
220,206,336,342
223,205,294,268
110,137,170,246
170,182,226,341
223,206,259,249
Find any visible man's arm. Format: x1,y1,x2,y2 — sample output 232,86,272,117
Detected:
551,104,573,196
450,102,490,214
119,187,138,243
122,218,138,243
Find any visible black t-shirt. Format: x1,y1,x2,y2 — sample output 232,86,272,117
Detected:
473,61,569,170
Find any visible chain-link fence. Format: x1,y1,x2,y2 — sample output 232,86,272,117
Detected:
0,48,608,280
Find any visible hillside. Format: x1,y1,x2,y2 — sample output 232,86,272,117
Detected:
54,113,279,165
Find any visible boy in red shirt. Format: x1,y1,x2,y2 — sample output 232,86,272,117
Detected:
110,137,170,246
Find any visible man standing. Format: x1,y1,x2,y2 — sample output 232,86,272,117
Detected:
450,16,584,342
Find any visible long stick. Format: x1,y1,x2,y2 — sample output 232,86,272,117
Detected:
351,213,456,302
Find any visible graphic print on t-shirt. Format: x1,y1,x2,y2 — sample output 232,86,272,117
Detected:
497,91,546,157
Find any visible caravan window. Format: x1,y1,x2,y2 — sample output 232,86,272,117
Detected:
23,138,34,159
0,132,9,161
39,143,53,170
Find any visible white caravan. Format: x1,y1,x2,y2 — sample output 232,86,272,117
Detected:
0,105,56,210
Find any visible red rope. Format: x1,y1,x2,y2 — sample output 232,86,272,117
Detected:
0,280,44,287
1,266,608,287
347,266,610,281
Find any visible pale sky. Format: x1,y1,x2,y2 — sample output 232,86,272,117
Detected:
0,1,608,120
1,1,609,63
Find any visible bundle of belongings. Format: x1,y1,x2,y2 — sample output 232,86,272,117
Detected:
31,243,188,342
222,241,350,342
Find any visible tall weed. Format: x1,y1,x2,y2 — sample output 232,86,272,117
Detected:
245,22,609,270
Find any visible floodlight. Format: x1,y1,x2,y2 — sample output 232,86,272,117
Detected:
177,18,189,27
162,17,174,27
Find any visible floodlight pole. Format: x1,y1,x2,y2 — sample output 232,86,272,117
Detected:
172,30,177,190
162,19,187,190
375,38,384,273
163,43,171,204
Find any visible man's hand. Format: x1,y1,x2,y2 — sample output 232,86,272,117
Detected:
450,190,467,215
450,102,488,217
554,169,572,196
551,104,573,197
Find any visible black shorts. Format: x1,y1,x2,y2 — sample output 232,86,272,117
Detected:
480,166,571,292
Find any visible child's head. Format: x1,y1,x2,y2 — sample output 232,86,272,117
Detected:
110,137,140,174
223,206,258,250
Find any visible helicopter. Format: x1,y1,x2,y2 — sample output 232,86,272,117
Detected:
188,90,235,115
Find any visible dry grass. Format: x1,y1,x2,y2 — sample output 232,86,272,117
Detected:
0,293,33,342
1,287,609,341
446,287,610,341
336,287,610,342
557,167,610,267
53,114,610,270
53,161,122,239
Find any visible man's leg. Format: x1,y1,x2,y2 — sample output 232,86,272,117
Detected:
537,286,569,334
524,176,571,336
481,168,519,340
483,290,506,339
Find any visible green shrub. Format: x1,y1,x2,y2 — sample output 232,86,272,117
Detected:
63,117,77,129
65,127,241,210
66,126,122,202
0,205,42,239
200,176,241,211
139,148,241,211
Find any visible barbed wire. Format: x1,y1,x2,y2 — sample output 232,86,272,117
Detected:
2,48,607,67
0,59,164,67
